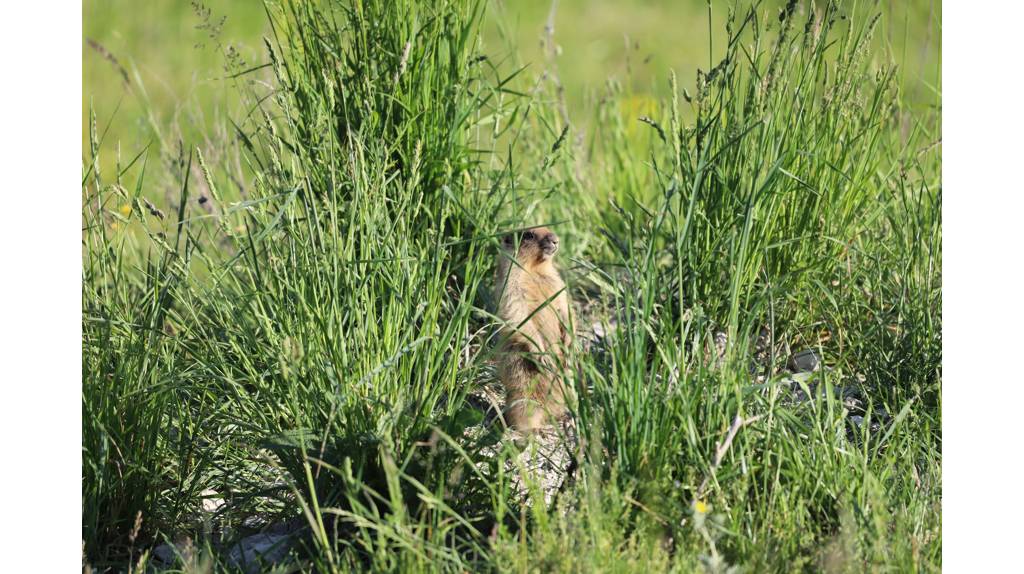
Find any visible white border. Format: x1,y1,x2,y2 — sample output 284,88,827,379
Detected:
1,2,82,571
945,0,1024,570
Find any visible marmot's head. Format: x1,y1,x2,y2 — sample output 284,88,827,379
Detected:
502,226,560,267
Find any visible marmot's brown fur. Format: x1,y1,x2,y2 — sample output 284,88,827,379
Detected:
494,226,573,432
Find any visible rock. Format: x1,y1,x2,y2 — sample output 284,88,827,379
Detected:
583,318,618,352
241,515,267,530
226,531,296,574
707,328,778,374
842,395,863,413
788,349,821,373
200,488,225,515
713,331,728,368
752,327,774,373
152,539,192,565
777,373,894,439
507,422,578,506
847,413,886,434
666,364,681,391
780,373,860,409
778,371,817,401
472,418,579,508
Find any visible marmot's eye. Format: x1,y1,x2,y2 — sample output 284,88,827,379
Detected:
523,231,535,241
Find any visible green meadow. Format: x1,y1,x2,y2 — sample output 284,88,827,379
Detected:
83,0,941,571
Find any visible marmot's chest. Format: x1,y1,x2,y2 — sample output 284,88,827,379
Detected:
519,275,564,306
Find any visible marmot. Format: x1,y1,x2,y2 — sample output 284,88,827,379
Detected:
494,226,573,432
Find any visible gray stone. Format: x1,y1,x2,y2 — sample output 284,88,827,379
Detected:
847,414,885,434
470,418,579,509
152,540,191,565
507,422,578,506
582,318,618,352
226,532,296,574
713,331,728,368
200,488,225,515
751,327,779,371
789,349,821,373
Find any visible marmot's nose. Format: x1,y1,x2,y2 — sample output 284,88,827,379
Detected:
540,235,558,252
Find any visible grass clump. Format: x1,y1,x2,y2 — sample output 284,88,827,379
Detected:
82,0,940,571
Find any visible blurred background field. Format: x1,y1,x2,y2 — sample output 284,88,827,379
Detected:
84,0,939,176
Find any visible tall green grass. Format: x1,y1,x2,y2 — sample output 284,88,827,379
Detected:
82,0,940,571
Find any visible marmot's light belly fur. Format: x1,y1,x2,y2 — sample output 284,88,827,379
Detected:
494,226,572,431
